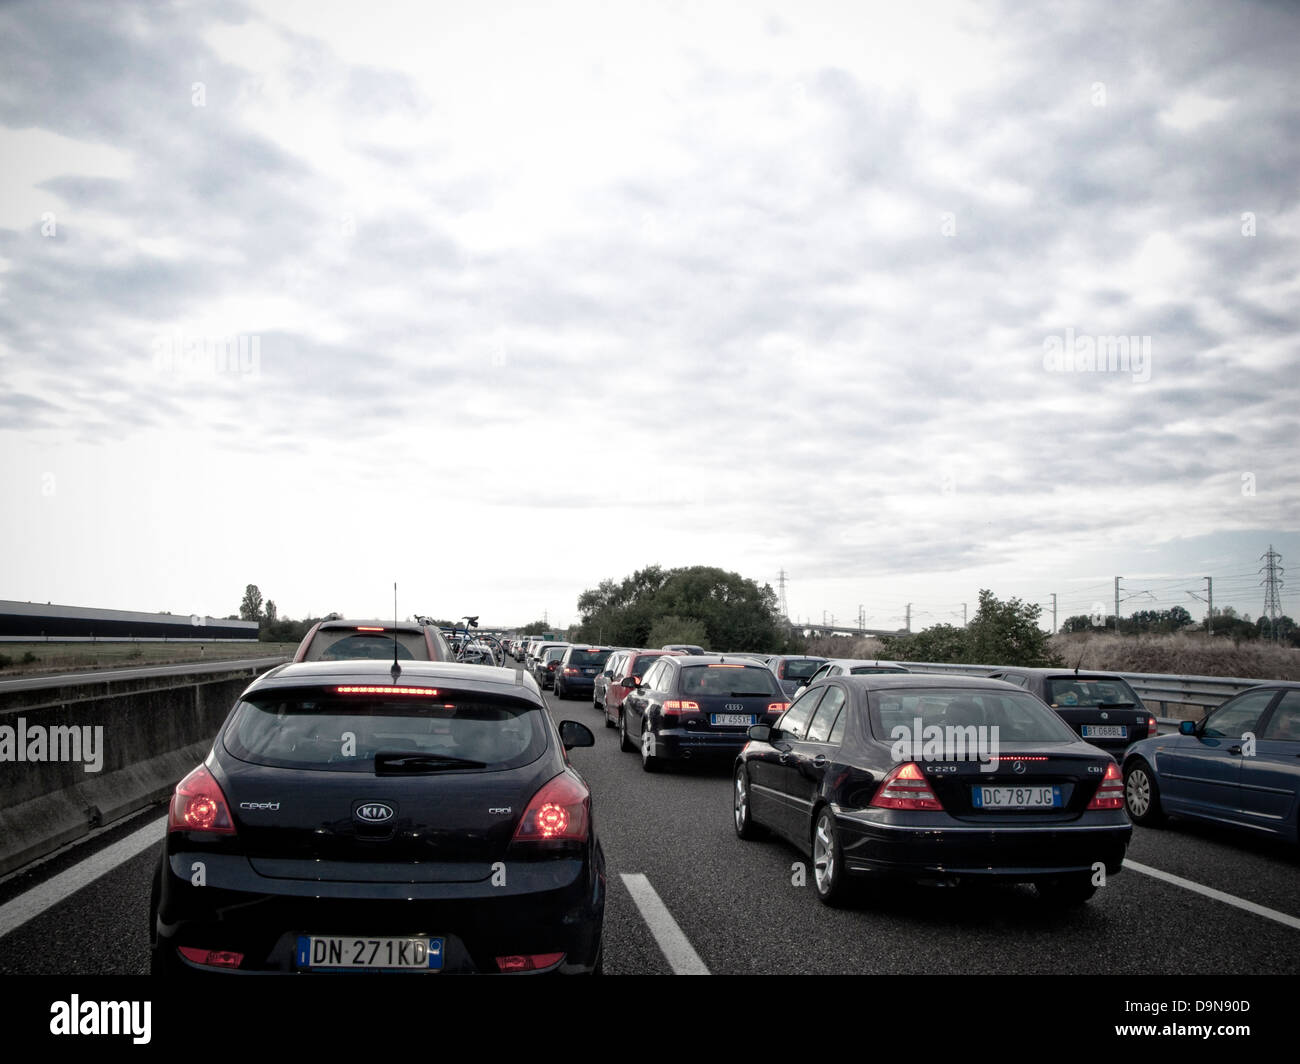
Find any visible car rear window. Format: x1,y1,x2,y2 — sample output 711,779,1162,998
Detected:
1046,678,1141,707
628,654,662,677
223,690,548,771
780,659,826,681
568,650,612,667
680,665,782,697
304,630,426,661
850,665,908,674
870,689,1079,744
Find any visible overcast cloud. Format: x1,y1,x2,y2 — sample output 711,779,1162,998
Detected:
1,0,1296,631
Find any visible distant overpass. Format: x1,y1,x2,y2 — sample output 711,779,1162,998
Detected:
791,624,908,639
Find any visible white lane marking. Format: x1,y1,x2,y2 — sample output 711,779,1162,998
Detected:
620,873,710,975
0,817,166,939
1123,858,1300,931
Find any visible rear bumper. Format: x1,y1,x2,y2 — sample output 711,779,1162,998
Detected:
650,727,750,761
835,810,1131,883
154,847,605,974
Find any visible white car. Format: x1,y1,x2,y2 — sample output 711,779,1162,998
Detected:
792,658,910,699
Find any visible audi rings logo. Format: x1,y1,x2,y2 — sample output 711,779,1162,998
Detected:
355,802,395,824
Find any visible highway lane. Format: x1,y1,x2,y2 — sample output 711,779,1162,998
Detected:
0,682,1295,975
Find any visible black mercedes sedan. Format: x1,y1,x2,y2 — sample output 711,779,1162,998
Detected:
150,659,604,974
733,675,1131,906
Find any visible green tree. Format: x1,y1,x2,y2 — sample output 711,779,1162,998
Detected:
240,584,263,622
647,615,710,649
264,600,277,624
965,589,1060,666
519,619,551,636
876,623,970,663
574,565,783,651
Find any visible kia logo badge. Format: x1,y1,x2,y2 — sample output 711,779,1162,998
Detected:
355,802,395,824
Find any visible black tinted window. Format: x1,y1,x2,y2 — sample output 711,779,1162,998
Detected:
680,665,781,697
224,690,547,771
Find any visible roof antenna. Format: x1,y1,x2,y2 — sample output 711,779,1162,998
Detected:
390,582,401,684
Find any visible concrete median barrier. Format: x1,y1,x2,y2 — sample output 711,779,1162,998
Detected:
0,662,281,877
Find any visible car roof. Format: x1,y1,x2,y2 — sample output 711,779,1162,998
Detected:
663,653,771,667
834,673,1023,691
817,658,907,669
989,667,1137,679
314,618,431,631
246,659,542,699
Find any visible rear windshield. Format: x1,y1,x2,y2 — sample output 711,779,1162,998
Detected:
568,649,612,667
304,630,426,661
223,690,547,771
1046,678,1141,707
850,665,908,674
680,665,782,697
780,659,826,681
628,654,662,677
870,688,1079,744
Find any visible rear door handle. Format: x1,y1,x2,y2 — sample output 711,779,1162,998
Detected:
813,755,827,767
1228,745,1242,755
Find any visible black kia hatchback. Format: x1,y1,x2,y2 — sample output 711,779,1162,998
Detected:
150,659,604,974
734,675,1132,906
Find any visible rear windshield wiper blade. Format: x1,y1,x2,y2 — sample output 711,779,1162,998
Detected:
374,752,487,773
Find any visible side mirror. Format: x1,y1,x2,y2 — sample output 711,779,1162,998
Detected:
747,724,772,743
1179,720,1197,736
620,677,639,690
559,720,595,750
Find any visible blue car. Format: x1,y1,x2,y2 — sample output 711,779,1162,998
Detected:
1122,682,1300,843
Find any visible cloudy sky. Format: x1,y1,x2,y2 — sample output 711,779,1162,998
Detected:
1,0,1297,633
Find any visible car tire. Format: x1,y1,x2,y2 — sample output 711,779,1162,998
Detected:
734,765,764,840
640,723,661,773
603,707,614,729
1124,758,1166,826
812,807,851,906
1036,873,1098,906
619,711,635,752
555,681,565,699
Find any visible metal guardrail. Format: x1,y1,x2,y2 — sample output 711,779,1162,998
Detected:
894,661,1265,718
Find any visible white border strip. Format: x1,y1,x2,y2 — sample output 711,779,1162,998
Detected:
0,817,165,939
1123,858,1300,931
620,873,710,974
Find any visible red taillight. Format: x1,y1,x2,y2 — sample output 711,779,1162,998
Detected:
335,685,440,696
169,764,235,833
1146,716,1158,736
513,772,590,842
662,700,700,716
870,762,944,811
1087,761,1125,809
496,952,564,973
563,667,579,675
547,662,559,671
355,626,385,632
767,702,789,713
178,946,243,969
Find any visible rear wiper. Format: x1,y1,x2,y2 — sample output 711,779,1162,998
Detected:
375,752,487,774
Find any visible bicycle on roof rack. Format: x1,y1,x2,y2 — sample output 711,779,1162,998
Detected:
425,615,507,667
